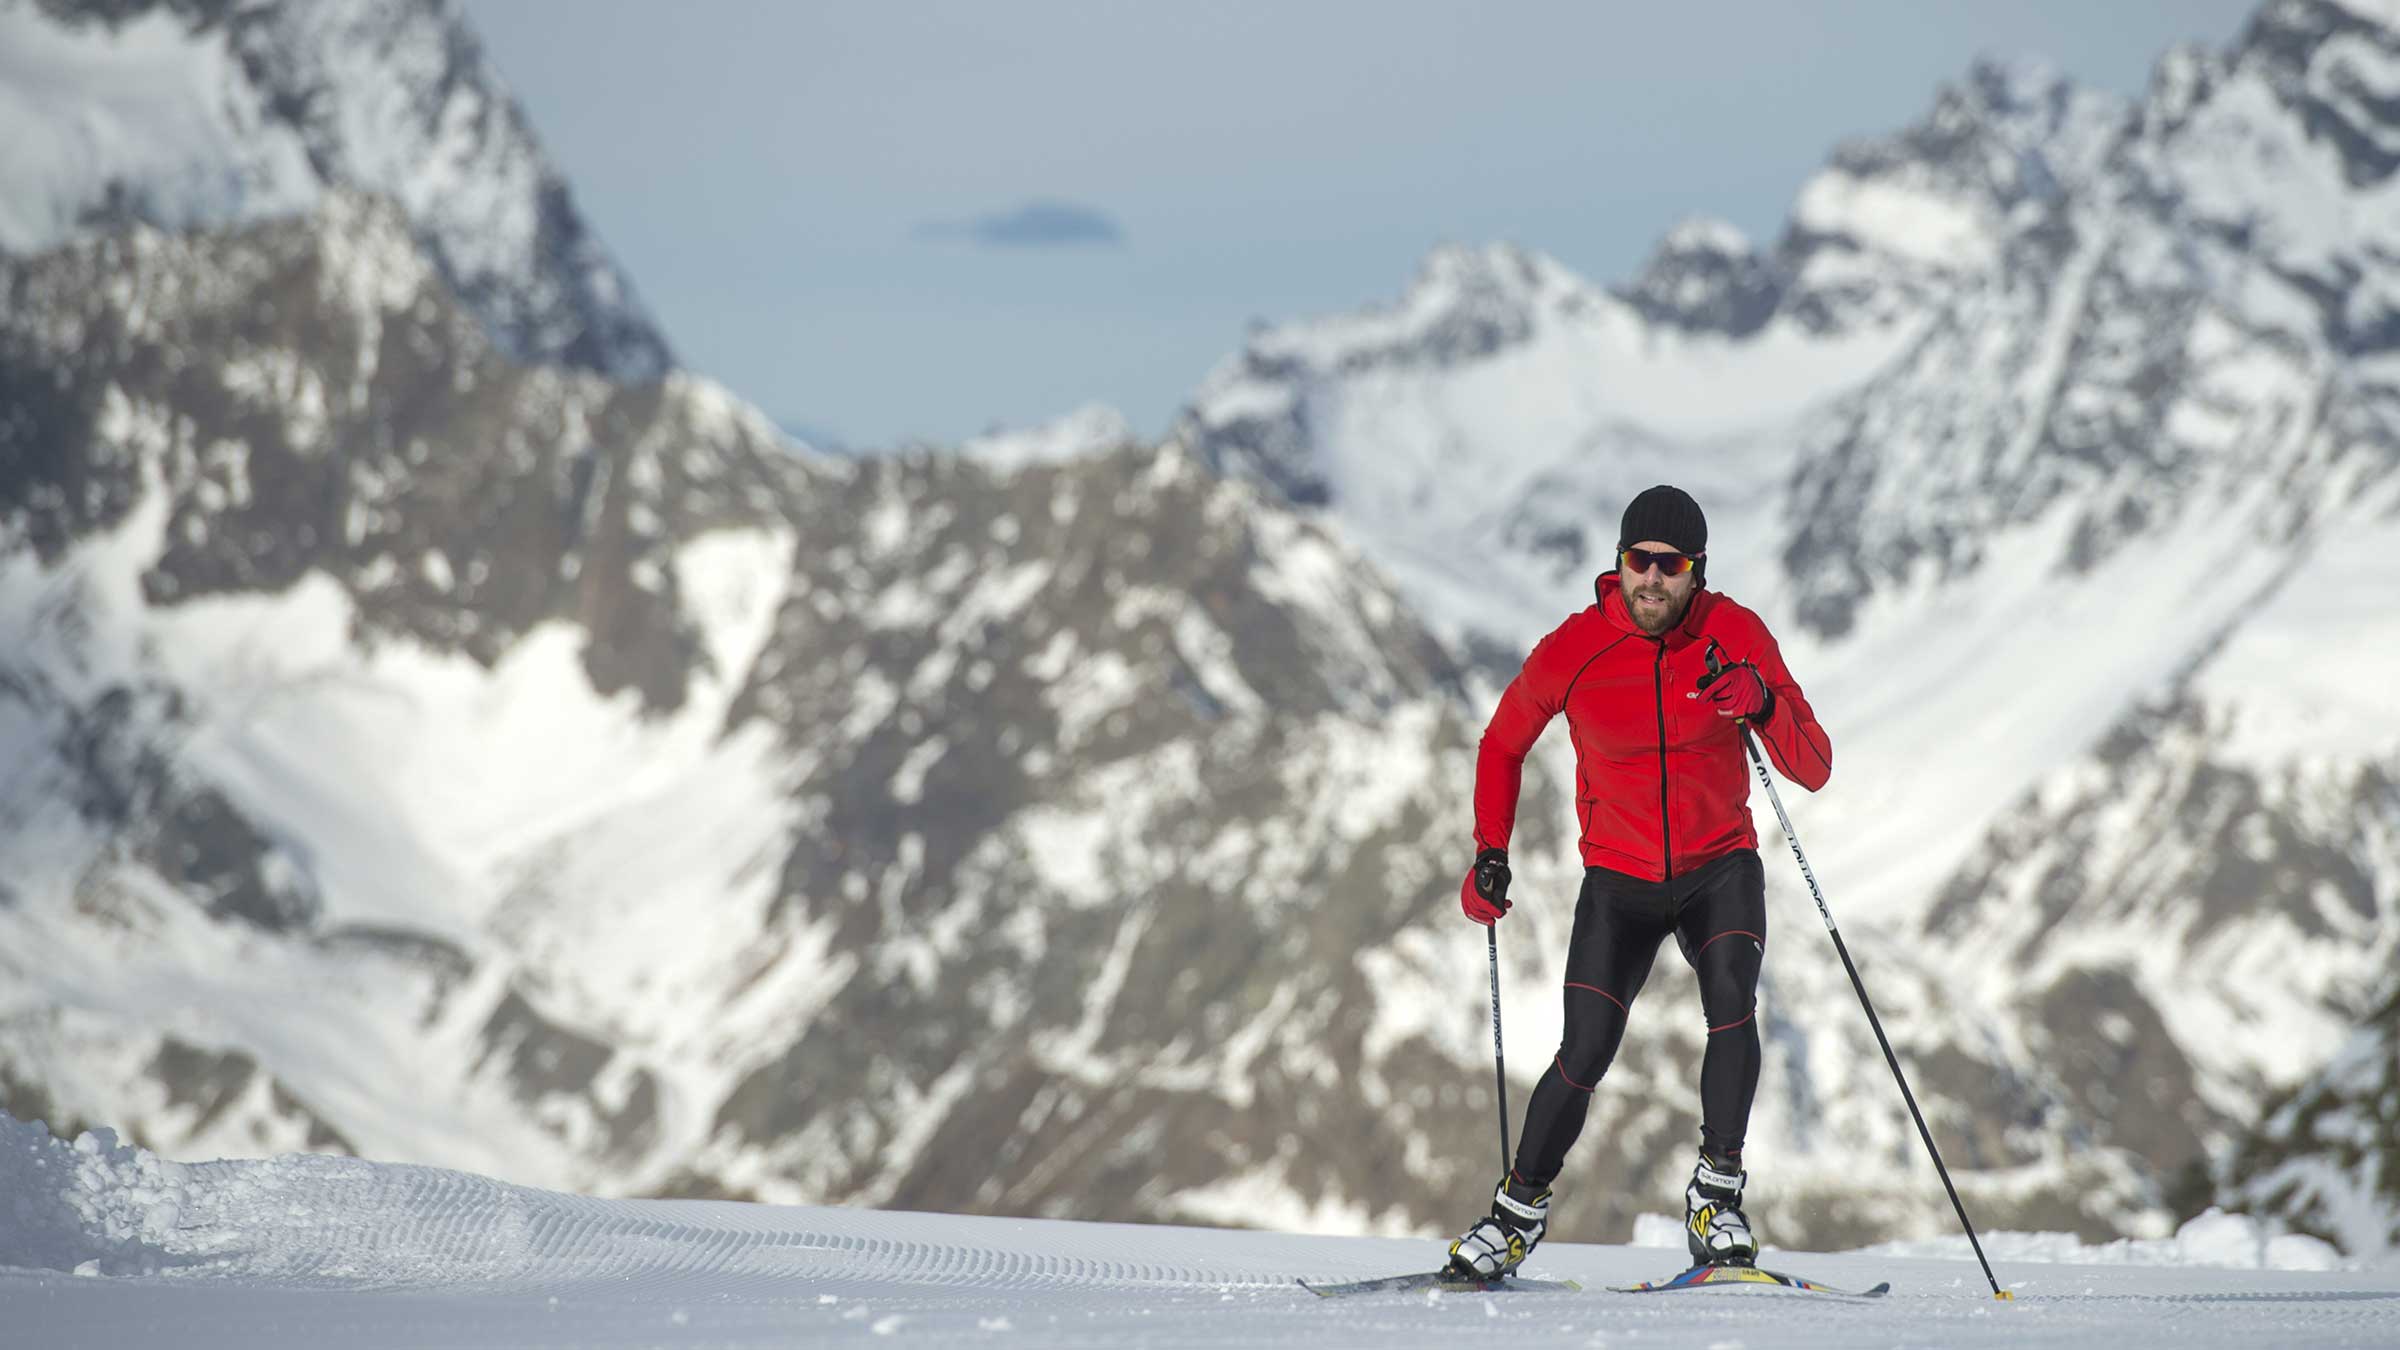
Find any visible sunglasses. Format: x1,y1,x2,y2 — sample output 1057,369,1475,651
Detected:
1620,547,1701,576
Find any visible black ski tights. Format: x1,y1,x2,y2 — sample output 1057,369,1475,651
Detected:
1509,850,1766,1190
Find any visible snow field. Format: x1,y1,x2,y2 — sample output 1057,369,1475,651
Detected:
5,1119,2396,1350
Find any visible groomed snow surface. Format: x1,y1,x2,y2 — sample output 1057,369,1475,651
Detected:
5,1119,2395,1349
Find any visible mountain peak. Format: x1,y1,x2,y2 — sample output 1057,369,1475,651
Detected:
1177,239,1599,506
2221,0,2400,187
959,404,1136,472
1660,215,1756,256
0,0,672,382
1617,215,1782,336
1394,240,1583,349
1769,52,2127,334
2268,0,2400,38
1409,239,1548,291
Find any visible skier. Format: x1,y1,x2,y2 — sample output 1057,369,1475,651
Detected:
1446,485,1833,1279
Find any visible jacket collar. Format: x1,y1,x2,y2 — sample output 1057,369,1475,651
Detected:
1596,570,1713,647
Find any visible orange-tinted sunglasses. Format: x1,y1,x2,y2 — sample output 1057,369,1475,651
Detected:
1620,547,1701,576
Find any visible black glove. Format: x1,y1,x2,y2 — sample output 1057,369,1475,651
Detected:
1461,847,1513,924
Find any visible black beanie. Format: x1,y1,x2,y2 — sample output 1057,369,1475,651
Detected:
1618,485,1707,554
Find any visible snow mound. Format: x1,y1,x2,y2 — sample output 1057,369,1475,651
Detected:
0,1113,549,1284
0,1113,1269,1291
0,1118,195,1278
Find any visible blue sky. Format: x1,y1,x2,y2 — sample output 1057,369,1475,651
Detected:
460,1,2261,451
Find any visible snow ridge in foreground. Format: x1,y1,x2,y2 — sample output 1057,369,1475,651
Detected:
4,1116,2397,1350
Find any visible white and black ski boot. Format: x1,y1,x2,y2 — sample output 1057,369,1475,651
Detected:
1447,1175,1550,1279
1684,1149,1757,1266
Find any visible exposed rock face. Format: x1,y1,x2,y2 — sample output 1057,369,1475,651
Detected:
1615,218,1784,338
697,442,1505,1226
0,192,791,702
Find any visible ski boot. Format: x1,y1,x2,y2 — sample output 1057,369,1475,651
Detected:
1684,1148,1757,1266
1447,1175,1550,1278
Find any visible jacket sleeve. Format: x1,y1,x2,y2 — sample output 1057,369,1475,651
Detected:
1746,623,1832,792
1472,621,1578,851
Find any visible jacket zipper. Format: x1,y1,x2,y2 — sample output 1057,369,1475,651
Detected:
1652,640,1671,880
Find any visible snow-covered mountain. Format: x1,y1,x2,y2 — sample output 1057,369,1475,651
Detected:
0,191,1563,1243
0,0,672,379
0,190,804,1168
3,0,2397,1264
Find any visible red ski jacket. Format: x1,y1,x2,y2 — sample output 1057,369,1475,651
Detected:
1473,572,1832,880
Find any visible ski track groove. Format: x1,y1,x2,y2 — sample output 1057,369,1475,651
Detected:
178,1166,1266,1297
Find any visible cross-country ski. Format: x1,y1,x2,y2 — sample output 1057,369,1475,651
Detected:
1609,1263,1892,1297
1298,1271,1584,1297
1302,1262,1886,1299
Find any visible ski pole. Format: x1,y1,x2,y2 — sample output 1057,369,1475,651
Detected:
1487,923,1511,1177
1705,643,2007,1298
1731,717,2009,1300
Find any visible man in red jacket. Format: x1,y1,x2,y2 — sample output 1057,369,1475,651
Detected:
1446,485,1832,1280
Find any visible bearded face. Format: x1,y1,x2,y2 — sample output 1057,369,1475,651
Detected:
1622,538,1699,635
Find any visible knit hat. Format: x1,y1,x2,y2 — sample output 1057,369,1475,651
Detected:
1617,485,1708,555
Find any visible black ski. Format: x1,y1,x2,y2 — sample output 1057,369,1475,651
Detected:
1298,1271,1582,1298
1610,1263,1889,1297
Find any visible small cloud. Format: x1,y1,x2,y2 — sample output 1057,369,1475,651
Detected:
914,200,1125,249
